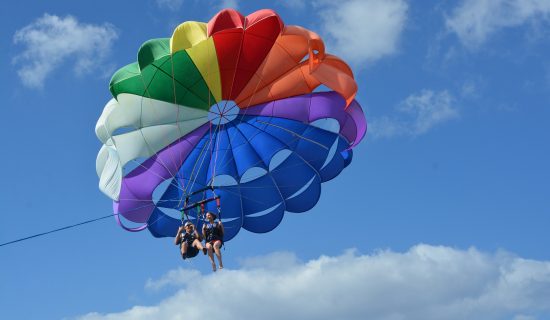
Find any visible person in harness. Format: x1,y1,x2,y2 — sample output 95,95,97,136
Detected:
202,211,224,271
174,221,207,260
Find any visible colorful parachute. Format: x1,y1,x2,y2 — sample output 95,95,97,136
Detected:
95,9,367,241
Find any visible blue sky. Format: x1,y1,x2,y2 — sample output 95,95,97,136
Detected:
1,0,549,319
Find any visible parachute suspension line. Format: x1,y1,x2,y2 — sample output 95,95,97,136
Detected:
195,206,202,226
176,130,213,209
210,122,224,188
209,113,214,185
215,196,222,221
184,122,222,197
180,122,218,197
196,121,221,219
207,121,222,194
181,197,189,224
177,122,221,222
255,120,329,150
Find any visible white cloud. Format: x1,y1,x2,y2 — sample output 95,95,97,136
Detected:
370,90,459,139
156,0,184,11
13,14,118,89
446,0,550,48
74,245,550,320
144,269,201,291
237,251,301,269
316,0,408,67
402,90,459,134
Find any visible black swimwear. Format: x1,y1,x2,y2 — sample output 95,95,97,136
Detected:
204,221,222,243
180,232,199,259
181,245,199,258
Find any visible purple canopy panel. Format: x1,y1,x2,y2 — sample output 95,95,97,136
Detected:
343,100,367,148
114,124,210,227
243,92,366,148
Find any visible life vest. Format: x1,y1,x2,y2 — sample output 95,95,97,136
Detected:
204,221,222,242
182,232,198,246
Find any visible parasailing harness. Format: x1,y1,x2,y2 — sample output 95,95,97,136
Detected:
180,185,223,247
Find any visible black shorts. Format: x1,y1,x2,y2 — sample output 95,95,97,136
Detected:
181,244,199,258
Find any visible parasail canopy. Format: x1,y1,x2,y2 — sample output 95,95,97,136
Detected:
95,8,367,241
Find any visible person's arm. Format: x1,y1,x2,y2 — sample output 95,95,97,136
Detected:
174,226,184,245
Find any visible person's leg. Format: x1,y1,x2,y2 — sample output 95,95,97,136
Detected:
213,241,223,269
206,242,216,271
193,239,207,255
180,242,189,259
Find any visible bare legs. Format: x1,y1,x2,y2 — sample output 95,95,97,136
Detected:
193,239,207,255
206,241,223,271
213,241,223,269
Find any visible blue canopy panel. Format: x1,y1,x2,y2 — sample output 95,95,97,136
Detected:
153,177,185,209
204,185,242,241
342,149,353,168
291,124,348,182
269,152,321,213
231,118,288,166
245,116,350,181
235,174,285,233
316,137,349,182
147,207,181,238
205,128,239,181
244,116,305,150
218,123,266,178
146,113,355,240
